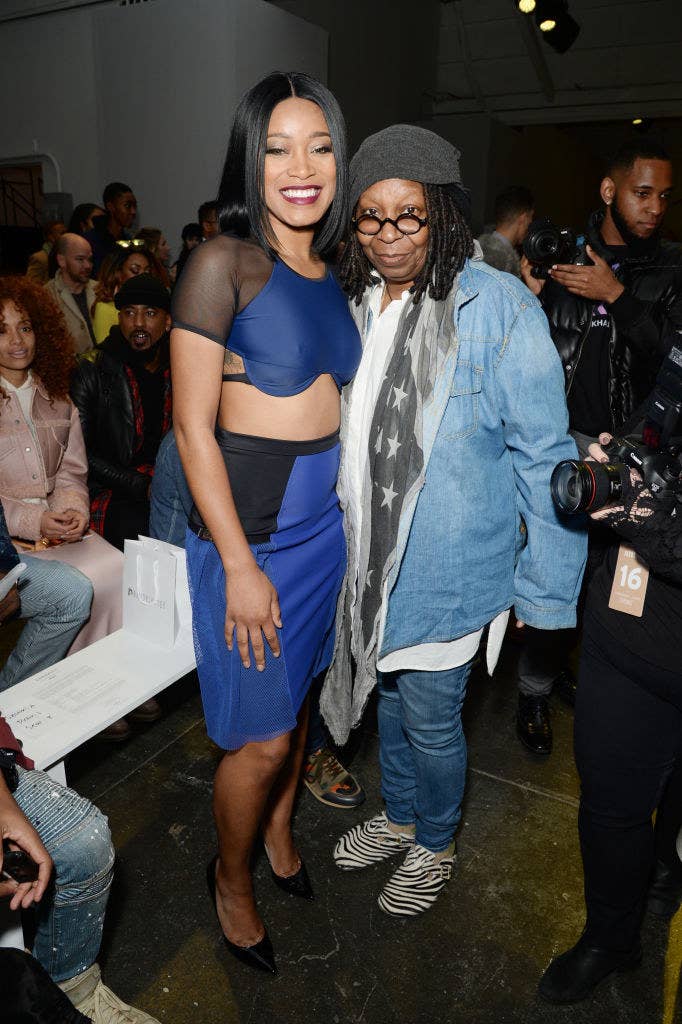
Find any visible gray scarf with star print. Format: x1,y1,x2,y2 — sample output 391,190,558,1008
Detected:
322,283,458,745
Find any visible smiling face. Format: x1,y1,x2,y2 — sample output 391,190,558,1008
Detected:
263,96,336,245
118,304,171,351
0,301,36,386
602,158,674,240
355,178,429,291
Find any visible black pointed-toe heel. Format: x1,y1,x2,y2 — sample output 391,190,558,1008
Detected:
205,856,276,974
270,858,315,901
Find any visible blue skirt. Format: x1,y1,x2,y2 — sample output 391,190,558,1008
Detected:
185,429,345,750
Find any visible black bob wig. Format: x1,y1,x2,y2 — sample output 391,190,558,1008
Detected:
216,71,348,262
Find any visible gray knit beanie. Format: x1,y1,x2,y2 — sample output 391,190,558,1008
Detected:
349,124,469,212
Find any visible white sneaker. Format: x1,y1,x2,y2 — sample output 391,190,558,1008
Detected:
60,964,161,1024
377,842,456,916
333,811,415,870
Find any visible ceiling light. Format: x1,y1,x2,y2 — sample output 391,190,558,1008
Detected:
517,0,536,12
632,118,643,125
544,11,580,52
533,1,580,52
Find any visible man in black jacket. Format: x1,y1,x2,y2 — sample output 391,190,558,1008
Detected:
84,181,138,274
71,274,171,552
516,139,682,754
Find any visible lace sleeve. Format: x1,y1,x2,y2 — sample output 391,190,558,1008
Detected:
171,235,272,346
597,470,682,584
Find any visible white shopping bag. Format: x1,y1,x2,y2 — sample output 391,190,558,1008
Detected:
123,536,191,648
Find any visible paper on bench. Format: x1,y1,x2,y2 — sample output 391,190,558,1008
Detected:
4,662,130,739
1,627,197,770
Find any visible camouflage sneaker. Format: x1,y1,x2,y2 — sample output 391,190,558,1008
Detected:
303,746,365,809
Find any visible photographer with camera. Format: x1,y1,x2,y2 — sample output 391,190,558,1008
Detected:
538,421,682,1003
515,139,682,753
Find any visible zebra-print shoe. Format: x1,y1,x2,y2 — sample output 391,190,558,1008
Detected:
377,843,455,916
333,812,415,870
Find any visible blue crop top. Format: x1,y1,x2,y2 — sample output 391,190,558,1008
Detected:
171,234,361,398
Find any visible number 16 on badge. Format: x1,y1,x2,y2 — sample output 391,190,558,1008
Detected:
608,545,649,617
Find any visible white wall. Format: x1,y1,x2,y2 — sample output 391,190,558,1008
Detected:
94,0,327,254
0,8,100,200
0,0,328,257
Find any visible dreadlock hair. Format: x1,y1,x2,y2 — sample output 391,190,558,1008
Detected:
340,182,473,305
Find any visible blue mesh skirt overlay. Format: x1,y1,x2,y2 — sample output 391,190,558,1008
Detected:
185,427,345,750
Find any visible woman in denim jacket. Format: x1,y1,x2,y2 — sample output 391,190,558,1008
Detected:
323,125,587,916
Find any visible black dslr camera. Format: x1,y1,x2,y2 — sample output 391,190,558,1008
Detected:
551,345,682,515
522,218,594,280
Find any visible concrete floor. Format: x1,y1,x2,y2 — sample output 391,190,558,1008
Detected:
66,641,682,1024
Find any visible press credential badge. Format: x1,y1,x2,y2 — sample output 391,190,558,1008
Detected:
608,545,649,617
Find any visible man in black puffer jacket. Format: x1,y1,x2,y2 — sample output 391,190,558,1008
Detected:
71,274,172,552
516,139,682,754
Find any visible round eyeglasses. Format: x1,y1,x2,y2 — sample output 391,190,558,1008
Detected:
352,213,428,237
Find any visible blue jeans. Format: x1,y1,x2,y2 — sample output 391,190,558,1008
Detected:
14,767,114,982
377,660,475,853
305,673,328,755
0,556,93,691
149,428,193,548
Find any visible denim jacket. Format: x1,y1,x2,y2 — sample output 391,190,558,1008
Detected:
357,258,587,656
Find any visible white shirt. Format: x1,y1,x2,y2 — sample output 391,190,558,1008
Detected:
344,282,509,675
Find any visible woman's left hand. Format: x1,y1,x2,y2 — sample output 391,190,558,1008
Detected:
56,509,89,542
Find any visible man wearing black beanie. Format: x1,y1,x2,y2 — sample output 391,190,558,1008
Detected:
70,274,171,734
71,274,172,552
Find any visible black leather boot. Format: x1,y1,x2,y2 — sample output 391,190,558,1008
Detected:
516,693,552,755
647,858,682,919
538,935,642,1003
553,668,577,707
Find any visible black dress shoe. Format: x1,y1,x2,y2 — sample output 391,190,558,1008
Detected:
553,668,577,708
270,858,314,901
205,856,276,974
647,858,682,919
538,936,641,1004
516,693,552,755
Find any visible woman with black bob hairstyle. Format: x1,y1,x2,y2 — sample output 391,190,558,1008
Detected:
171,72,360,975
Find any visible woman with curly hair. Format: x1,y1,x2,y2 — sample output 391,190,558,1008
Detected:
0,276,123,655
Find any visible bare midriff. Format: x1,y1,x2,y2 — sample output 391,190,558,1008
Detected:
217,373,340,440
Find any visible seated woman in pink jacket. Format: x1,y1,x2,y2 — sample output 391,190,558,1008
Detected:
0,276,122,654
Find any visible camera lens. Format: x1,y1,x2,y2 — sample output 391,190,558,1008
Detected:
523,218,563,266
550,460,623,514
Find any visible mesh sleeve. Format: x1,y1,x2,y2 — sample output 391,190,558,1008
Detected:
171,235,239,346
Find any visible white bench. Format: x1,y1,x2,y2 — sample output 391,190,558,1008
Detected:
0,624,196,948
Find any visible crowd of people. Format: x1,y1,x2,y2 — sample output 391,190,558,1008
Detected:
0,68,681,1020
